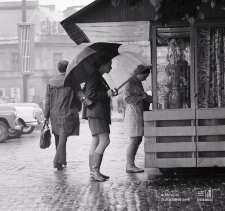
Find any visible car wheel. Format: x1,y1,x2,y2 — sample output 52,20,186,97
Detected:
23,126,35,134
0,121,9,143
8,128,23,139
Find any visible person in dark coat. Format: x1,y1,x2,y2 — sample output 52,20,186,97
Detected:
80,55,115,182
44,60,81,170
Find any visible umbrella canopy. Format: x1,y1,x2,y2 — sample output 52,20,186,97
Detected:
64,42,121,90
103,51,151,91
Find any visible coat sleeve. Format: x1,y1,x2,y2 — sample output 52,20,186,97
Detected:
123,82,143,105
85,73,108,101
44,84,50,118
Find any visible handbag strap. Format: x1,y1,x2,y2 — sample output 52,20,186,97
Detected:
43,120,49,130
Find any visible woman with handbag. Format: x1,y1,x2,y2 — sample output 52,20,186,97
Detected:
81,55,115,182
123,65,152,173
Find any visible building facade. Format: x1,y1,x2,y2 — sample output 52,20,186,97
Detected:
0,1,80,103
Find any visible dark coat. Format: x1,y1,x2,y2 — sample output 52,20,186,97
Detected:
44,73,82,136
82,71,111,123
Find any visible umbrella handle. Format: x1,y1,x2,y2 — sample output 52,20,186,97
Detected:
112,88,118,96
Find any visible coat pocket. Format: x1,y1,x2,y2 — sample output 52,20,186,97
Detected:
58,114,78,137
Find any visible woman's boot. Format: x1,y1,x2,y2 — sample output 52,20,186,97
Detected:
90,153,105,182
89,154,109,179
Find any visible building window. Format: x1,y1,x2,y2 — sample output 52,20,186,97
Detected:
53,53,62,71
11,52,19,71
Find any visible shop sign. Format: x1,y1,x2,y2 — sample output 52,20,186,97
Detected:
17,23,35,75
11,87,20,102
41,18,66,34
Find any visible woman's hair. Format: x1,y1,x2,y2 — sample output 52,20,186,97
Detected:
58,60,69,73
133,64,151,75
93,55,111,69
141,68,151,75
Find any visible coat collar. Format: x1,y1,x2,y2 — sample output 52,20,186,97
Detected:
48,73,65,88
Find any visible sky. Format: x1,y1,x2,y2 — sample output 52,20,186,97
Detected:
38,0,95,11
0,0,95,11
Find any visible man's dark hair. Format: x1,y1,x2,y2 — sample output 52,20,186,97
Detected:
93,55,111,69
58,60,69,73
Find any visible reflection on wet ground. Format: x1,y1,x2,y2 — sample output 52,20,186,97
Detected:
0,122,225,210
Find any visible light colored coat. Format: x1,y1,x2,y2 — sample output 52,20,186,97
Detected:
123,77,144,137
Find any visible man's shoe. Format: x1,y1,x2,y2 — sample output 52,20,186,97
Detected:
63,161,67,166
126,165,144,173
54,163,63,170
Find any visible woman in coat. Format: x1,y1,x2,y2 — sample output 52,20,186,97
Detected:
81,55,115,182
123,65,152,173
45,60,81,170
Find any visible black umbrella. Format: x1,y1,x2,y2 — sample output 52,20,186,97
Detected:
64,42,121,90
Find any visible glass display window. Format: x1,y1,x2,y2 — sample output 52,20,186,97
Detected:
155,27,191,109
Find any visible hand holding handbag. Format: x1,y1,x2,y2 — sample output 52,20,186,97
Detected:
40,120,51,149
133,81,152,111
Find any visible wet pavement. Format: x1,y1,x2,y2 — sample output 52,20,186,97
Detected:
1,119,225,211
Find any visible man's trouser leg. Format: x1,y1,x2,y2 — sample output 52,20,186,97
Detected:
54,134,59,149
54,125,67,164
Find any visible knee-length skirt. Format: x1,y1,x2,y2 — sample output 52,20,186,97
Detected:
88,117,110,136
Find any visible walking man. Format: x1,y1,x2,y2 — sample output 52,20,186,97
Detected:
44,60,82,170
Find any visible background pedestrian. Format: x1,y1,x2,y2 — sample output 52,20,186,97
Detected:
44,60,82,170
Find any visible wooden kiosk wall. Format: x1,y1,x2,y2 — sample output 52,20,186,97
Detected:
144,24,225,168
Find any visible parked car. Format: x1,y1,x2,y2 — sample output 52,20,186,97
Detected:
7,103,44,134
0,104,25,142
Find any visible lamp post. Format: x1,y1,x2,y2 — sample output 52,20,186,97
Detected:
18,0,34,102
22,0,26,22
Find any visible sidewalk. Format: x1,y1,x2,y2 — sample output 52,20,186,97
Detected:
0,122,225,210
111,110,124,122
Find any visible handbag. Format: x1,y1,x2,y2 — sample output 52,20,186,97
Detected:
142,100,151,111
40,121,51,149
133,81,152,111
